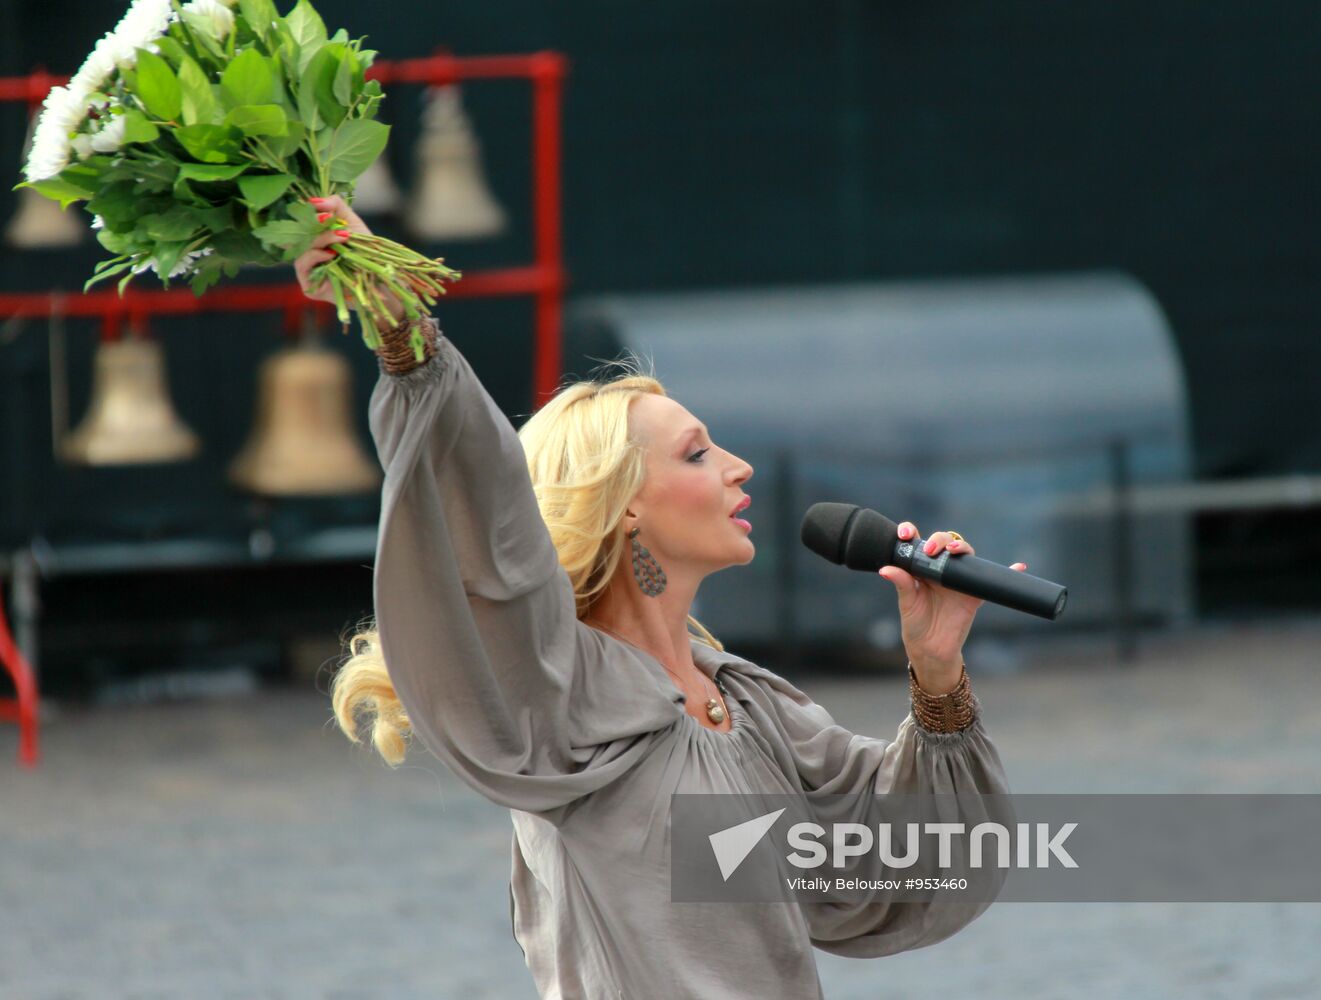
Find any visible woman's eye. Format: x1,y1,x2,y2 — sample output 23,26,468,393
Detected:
687,448,710,463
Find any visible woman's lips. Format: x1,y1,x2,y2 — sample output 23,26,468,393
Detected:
731,516,752,531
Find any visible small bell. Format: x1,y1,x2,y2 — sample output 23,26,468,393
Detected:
7,109,84,248
350,150,404,216
227,326,382,496
60,333,201,465
407,84,507,241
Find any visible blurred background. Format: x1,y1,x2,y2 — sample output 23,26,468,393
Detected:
1,2,1318,998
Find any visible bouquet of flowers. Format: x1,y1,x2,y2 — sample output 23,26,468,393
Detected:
13,0,458,362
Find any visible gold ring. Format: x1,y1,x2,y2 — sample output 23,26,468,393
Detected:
945,530,964,541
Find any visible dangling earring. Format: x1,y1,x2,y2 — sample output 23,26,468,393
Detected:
629,526,666,596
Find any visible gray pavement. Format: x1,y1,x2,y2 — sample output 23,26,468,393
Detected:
2,615,1319,999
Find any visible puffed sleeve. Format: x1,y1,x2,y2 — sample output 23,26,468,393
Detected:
727,656,1010,957
368,318,682,818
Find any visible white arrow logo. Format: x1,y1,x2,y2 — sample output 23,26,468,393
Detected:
708,808,786,881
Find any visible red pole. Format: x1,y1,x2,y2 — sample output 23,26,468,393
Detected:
530,52,568,411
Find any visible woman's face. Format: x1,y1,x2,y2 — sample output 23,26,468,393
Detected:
624,394,756,575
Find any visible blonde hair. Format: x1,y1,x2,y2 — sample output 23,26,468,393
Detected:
331,356,724,766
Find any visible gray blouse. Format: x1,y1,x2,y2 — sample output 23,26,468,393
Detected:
368,321,1011,999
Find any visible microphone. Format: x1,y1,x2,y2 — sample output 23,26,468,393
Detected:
801,502,1068,621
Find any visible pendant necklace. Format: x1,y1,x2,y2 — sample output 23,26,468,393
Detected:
586,619,730,724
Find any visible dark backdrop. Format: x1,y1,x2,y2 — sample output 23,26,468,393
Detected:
2,2,1316,689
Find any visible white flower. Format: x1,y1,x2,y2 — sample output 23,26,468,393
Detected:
70,132,97,160
92,215,106,230
23,85,88,182
132,247,214,279
90,114,128,154
181,0,235,42
68,32,121,101
107,0,176,69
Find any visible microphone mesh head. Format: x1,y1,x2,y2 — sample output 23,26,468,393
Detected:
801,502,900,571
800,502,859,565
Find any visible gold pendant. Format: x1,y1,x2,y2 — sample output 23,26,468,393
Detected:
705,699,726,724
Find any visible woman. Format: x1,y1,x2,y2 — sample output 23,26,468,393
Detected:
300,195,1028,998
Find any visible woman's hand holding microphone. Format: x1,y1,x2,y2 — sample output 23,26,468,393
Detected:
880,523,1029,698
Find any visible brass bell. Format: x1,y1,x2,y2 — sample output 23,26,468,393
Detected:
61,334,201,465
350,149,404,216
407,83,507,241
7,110,84,248
227,335,381,496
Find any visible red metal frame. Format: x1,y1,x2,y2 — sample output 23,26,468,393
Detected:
0,51,569,767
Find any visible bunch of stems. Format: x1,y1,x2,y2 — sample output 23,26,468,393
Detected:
312,225,461,361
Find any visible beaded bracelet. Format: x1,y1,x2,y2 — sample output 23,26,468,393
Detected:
376,314,439,375
908,662,976,734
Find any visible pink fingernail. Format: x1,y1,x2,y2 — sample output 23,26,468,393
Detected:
949,541,959,550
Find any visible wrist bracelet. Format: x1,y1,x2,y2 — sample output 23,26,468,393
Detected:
908,661,975,734
377,314,438,375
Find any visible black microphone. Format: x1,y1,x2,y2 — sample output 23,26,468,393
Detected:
801,502,1068,621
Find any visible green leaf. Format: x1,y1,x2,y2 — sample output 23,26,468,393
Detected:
221,47,277,106
317,45,352,128
277,28,301,81
286,0,328,59
251,218,316,251
173,162,248,203
102,158,178,188
175,124,243,163
239,0,280,43
86,181,141,225
297,45,346,130
190,254,227,296
195,203,237,232
95,227,136,254
181,10,228,62
333,45,357,105
142,205,203,241
13,176,93,209
119,108,161,145
286,200,321,226
177,163,249,183
223,104,288,137
153,36,189,69
264,120,305,159
326,120,390,183
84,257,137,292
238,173,295,210
211,229,271,262
178,55,218,126
153,241,190,280
133,49,183,121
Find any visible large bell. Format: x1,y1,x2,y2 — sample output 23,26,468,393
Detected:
350,150,404,216
407,84,508,241
6,110,84,248
227,339,381,496
61,336,201,465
